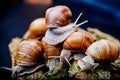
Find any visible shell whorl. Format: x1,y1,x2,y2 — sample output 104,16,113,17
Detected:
45,5,72,27
63,31,94,52
16,39,44,66
43,24,75,45
85,39,119,62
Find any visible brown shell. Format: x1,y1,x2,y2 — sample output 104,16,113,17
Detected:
63,31,94,52
16,39,44,66
45,5,72,27
23,18,48,39
85,39,119,62
42,41,63,58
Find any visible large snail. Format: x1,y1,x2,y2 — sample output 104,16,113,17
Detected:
42,39,63,72
44,6,88,45
23,18,48,39
77,39,119,71
12,39,45,79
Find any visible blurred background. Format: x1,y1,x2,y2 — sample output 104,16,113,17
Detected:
0,0,120,68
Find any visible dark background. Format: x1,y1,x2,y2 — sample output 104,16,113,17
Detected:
0,0,120,68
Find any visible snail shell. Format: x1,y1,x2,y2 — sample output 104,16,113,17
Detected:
42,40,63,58
16,39,44,66
45,5,72,28
23,18,48,39
85,39,119,62
63,31,94,52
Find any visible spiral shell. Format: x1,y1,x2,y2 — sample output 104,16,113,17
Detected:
16,39,44,66
85,39,119,62
45,5,72,27
23,18,48,39
63,31,94,52
42,40,63,58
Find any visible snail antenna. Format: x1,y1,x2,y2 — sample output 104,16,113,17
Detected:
76,20,88,28
64,56,71,66
74,13,82,25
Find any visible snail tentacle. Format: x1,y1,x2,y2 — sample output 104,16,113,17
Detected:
76,20,88,28
74,13,82,25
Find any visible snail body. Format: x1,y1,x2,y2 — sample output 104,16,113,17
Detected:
23,18,48,39
44,24,76,45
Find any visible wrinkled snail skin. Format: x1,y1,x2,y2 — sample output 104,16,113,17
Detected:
16,39,44,66
43,24,75,45
63,31,94,52
85,39,119,62
23,18,48,39
45,5,72,27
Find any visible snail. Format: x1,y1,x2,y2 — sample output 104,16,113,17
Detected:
42,39,63,73
44,12,88,45
77,39,119,71
23,18,48,39
42,41,72,74
63,31,94,52
45,5,72,27
60,31,94,66
12,39,45,79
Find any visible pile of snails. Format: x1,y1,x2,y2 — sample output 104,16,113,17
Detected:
9,5,120,79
